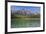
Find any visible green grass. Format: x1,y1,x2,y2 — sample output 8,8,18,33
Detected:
11,14,40,18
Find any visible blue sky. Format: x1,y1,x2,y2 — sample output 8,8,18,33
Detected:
11,6,40,13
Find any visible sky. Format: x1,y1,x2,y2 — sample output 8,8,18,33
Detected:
11,6,40,13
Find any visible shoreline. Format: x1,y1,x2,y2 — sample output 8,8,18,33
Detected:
11,18,40,20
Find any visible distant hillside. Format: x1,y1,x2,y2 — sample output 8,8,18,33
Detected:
12,10,31,15
11,10,40,18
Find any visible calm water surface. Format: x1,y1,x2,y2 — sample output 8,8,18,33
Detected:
11,18,40,28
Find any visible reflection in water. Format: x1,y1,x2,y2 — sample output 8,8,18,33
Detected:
11,18,40,28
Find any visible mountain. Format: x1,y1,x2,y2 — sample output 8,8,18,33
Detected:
11,10,40,18
12,10,32,16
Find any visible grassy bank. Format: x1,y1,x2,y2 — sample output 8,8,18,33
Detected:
11,17,40,20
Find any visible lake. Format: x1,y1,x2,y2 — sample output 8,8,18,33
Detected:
11,18,40,28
